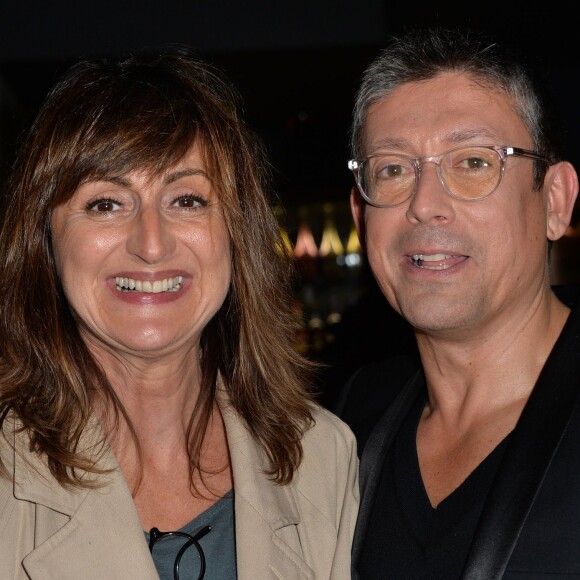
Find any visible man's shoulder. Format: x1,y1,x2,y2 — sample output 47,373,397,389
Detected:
336,353,421,414
334,353,421,454
553,283,580,307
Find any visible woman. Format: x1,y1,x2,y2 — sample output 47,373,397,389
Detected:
0,51,359,579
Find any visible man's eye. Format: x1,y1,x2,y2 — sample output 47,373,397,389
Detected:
459,157,491,170
376,163,408,179
86,199,121,212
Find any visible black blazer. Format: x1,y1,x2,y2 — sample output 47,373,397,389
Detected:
337,285,580,579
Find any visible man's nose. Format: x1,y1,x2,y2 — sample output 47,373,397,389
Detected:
406,162,456,226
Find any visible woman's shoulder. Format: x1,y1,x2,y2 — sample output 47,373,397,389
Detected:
292,404,359,519
301,403,358,462
0,427,14,488
309,402,354,433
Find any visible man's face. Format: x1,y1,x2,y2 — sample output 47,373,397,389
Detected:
351,72,550,338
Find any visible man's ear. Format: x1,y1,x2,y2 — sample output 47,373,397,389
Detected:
546,161,579,241
350,185,367,251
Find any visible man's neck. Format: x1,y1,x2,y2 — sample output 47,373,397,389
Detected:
413,291,571,507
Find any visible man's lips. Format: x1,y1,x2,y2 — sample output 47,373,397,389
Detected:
410,253,467,270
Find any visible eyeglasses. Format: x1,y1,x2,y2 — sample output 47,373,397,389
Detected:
348,145,552,208
148,524,212,580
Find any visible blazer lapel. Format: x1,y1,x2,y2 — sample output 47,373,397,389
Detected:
353,370,423,568
462,305,580,579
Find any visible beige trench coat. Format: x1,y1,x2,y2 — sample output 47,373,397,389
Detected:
0,401,359,579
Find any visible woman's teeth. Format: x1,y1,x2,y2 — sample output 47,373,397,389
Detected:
115,275,183,293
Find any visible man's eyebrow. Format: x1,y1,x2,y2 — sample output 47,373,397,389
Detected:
445,128,499,143
164,168,208,185
367,128,501,154
368,137,411,152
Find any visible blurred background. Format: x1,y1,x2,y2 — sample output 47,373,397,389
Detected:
1,1,579,407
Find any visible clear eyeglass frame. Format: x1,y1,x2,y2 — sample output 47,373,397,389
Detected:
148,524,212,580
347,145,552,208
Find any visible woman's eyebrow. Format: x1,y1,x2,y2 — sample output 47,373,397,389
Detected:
96,175,132,187
164,168,208,185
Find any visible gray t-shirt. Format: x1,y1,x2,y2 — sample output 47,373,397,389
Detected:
145,490,236,580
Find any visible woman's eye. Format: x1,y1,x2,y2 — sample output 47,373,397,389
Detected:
172,195,207,209
86,199,121,212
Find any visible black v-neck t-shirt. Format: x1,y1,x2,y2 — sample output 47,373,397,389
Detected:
358,393,510,579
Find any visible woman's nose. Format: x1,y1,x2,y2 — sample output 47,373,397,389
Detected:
126,207,175,263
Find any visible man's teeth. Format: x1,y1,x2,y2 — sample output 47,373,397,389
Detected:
115,276,183,293
411,254,451,270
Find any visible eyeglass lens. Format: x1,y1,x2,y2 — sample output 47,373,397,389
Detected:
362,146,503,205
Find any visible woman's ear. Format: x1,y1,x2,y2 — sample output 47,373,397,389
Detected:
546,161,579,241
350,185,367,251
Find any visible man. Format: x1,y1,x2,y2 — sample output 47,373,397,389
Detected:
336,27,580,579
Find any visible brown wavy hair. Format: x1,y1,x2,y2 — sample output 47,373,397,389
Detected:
0,49,315,487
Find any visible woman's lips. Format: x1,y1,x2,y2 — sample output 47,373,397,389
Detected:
115,275,183,293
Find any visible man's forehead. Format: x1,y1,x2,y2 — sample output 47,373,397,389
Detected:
362,74,527,154
366,72,513,117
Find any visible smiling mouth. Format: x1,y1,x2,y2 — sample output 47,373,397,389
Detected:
115,275,183,293
411,254,453,270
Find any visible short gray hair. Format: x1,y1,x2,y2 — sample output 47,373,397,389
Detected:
350,27,559,187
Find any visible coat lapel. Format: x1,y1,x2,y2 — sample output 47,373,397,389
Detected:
462,304,580,579
13,427,158,580
352,370,423,569
221,401,315,579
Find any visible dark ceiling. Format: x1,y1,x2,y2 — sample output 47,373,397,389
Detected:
1,1,579,206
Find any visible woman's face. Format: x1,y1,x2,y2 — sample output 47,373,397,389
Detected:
51,144,232,358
